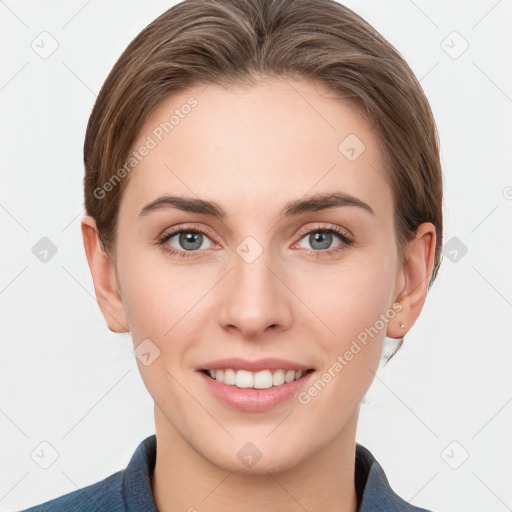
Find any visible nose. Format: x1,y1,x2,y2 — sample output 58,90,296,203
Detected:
217,245,293,339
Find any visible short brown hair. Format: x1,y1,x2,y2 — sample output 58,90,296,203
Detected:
83,0,443,359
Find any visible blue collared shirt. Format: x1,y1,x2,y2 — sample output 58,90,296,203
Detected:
18,435,435,511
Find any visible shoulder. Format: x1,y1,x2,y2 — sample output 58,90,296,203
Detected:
17,435,158,512
16,470,125,512
356,443,437,512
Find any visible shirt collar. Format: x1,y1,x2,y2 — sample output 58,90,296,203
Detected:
121,435,425,512
354,443,428,511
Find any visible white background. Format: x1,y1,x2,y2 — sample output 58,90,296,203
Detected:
1,1,511,511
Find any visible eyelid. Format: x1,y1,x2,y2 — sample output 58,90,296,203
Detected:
158,223,217,242
294,222,352,241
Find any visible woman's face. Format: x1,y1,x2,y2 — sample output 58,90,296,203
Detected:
109,78,407,472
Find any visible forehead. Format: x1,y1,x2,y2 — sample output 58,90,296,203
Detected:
122,78,392,223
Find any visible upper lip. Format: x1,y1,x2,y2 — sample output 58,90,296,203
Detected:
198,357,313,372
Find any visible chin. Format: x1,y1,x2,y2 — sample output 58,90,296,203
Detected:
204,438,309,475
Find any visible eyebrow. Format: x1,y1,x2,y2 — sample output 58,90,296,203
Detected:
138,192,375,220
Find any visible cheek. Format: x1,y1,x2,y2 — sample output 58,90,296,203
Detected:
296,267,390,421
294,253,394,408
118,253,212,355
302,254,396,341
115,245,175,340
123,278,191,343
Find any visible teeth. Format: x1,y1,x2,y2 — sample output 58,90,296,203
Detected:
223,368,236,385
207,368,307,389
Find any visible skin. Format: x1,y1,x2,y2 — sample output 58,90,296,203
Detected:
81,77,436,512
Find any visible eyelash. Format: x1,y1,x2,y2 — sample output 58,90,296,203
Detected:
157,223,353,259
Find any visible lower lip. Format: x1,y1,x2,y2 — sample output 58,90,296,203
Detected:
197,370,316,412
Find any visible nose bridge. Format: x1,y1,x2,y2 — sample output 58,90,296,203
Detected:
218,235,291,337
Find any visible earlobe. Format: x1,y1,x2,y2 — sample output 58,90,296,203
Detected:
386,222,437,339
387,297,410,340
81,215,130,333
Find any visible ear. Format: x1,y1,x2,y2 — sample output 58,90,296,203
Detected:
81,215,130,333
386,222,437,339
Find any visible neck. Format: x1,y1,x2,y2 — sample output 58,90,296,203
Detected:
152,406,360,512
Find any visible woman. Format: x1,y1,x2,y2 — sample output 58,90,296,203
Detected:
20,0,442,510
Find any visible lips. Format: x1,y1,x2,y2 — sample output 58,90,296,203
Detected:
195,357,316,411
197,366,316,411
